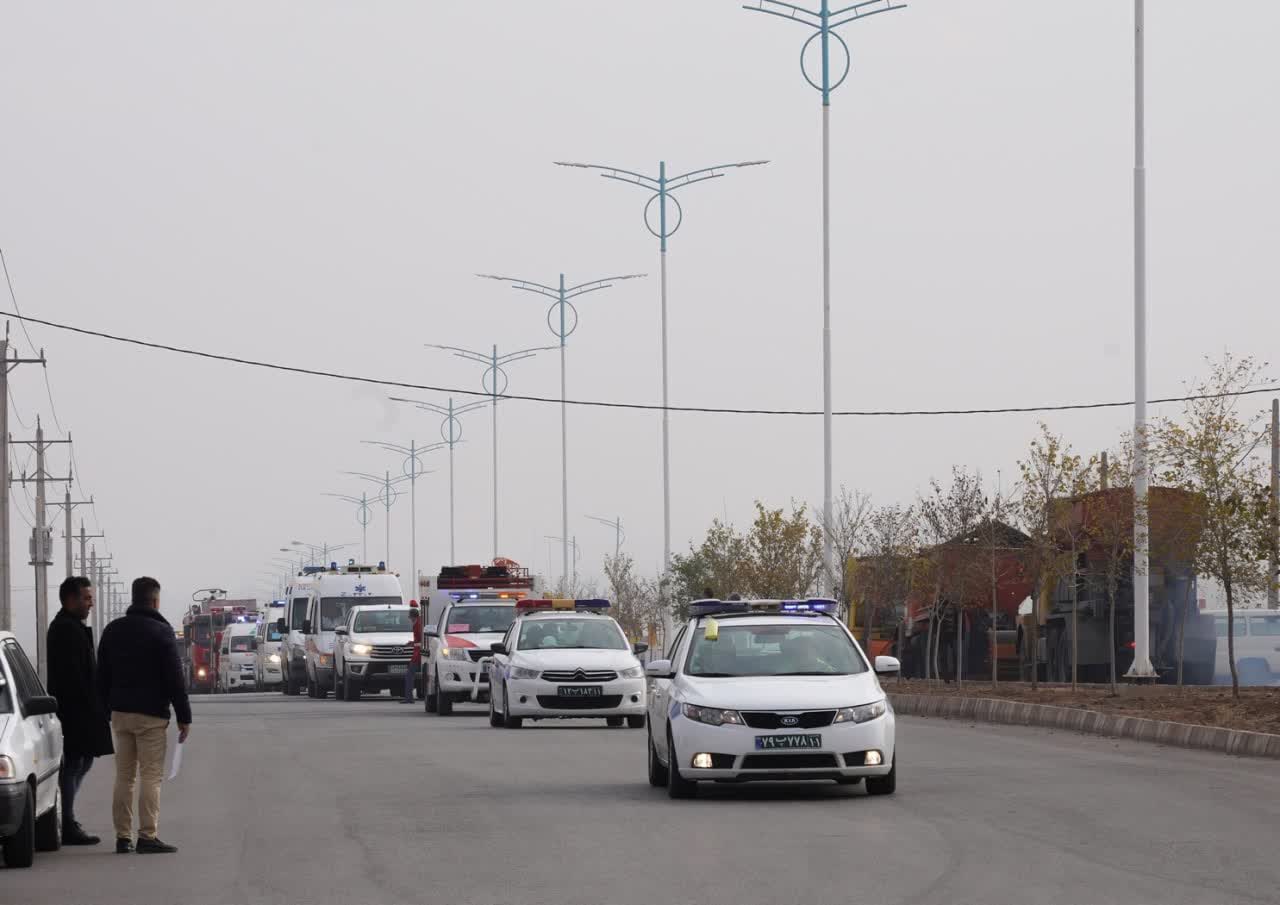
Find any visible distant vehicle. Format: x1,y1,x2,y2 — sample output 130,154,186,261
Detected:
1206,609,1280,685
279,570,323,696
0,632,63,867
333,604,416,700
301,563,404,698
216,622,260,693
255,617,285,689
422,560,535,714
181,599,259,694
487,599,648,729
645,598,899,799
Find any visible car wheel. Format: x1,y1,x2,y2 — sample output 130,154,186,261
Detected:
34,788,61,852
346,673,360,701
1,784,36,867
334,668,347,700
866,756,897,797
501,684,522,728
606,716,624,728
488,689,503,727
666,728,697,799
435,670,453,716
424,669,438,713
627,715,646,730
647,726,668,788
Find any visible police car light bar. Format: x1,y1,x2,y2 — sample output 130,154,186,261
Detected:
779,599,839,613
690,598,839,617
516,599,611,612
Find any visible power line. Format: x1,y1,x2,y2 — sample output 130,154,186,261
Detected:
1,250,65,435
7,385,29,430
1,307,1278,418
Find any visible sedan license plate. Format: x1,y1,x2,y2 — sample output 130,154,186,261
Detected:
755,734,823,751
388,664,408,675
558,685,603,697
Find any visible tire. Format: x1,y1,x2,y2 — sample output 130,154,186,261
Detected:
2,784,36,868
284,666,298,696
435,671,453,716
488,692,503,727
666,728,697,799
866,756,897,797
345,673,360,702
647,727,668,788
627,714,646,730
501,684,522,728
34,788,61,852
606,716,624,728
424,669,438,713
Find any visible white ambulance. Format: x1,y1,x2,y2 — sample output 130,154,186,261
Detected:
302,563,404,698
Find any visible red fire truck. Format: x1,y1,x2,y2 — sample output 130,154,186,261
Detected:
182,598,259,693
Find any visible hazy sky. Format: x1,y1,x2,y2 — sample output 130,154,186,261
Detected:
2,1,1277,647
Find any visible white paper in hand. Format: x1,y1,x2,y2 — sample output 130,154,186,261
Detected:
165,723,184,781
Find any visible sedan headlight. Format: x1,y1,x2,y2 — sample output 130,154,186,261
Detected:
0,755,15,780
833,700,887,724
618,665,644,679
268,654,281,664
682,703,745,726
349,643,373,656
440,647,471,661
509,666,541,680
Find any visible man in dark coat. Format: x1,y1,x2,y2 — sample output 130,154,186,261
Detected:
46,575,114,845
97,576,192,854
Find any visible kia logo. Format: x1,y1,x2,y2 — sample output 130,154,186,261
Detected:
780,715,800,727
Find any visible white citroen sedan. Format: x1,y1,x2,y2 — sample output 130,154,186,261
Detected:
487,599,648,729
645,599,899,799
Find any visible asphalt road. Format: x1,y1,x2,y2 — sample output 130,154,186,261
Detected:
5,693,1279,905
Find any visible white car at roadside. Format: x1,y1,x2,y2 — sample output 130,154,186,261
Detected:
645,599,900,799
0,632,64,867
487,599,648,729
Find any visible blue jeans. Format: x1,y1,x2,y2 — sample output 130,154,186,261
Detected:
403,663,419,701
60,752,95,828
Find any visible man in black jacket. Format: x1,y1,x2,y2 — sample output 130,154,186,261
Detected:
46,575,114,845
97,576,192,854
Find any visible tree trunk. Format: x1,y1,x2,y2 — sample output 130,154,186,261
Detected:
1030,589,1040,691
924,605,936,683
991,550,999,687
1070,553,1079,692
1107,574,1118,695
1176,577,1192,692
1224,570,1240,699
896,616,904,686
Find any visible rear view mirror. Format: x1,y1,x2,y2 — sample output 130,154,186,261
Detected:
489,642,507,655
334,626,349,636
276,618,287,634
645,659,674,679
25,695,58,717
632,642,649,656
424,625,438,638
874,655,901,675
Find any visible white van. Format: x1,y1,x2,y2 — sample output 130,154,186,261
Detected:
216,622,259,692
303,564,404,698
278,571,320,696
1208,609,1280,685
255,618,285,689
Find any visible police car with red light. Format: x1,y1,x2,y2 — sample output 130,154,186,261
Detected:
645,598,899,798
486,599,648,729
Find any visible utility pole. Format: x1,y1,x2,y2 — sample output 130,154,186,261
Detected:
1269,398,1278,609
0,326,46,632
51,486,93,579
587,515,625,559
14,417,73,681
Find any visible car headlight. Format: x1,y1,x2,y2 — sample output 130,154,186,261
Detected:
440,647,471,661
197,668,207,678
268,654,281,663
0,755,16,780
833,700,887,724
349,643,373,656
682,703,745,726
508,665,541,680
618,665,644,679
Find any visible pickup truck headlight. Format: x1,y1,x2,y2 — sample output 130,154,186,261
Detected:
440,647,471,661
509,666,541,680
618,665,644,679
833,700,887,724
682,704,745,727
349,643,373,656
268,654,281,664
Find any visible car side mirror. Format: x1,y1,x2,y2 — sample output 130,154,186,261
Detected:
302,620,312,635
424,625,439,638
645,659,674,679
25,695,58,717
632,642,649,656
334,626,349,636
489,642,507,655
275,618,287,634
874,655,901,675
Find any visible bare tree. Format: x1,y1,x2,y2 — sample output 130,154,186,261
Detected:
855,503,919,652
818,485,872,615
919,467,988,685
603,553,663,650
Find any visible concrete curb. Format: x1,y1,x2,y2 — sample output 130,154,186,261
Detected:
888,692,1280,760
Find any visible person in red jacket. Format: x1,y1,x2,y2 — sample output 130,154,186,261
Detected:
402,603,422,704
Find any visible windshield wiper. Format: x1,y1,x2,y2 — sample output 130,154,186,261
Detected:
772,671,845,676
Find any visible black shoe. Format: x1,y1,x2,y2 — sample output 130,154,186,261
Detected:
116,838,134,854
136,837,178,854
63,823,101,845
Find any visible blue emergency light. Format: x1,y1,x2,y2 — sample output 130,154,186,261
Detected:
779,599,839,613
689,599,749,617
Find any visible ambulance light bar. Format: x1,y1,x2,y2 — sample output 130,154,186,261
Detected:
515,599,611,612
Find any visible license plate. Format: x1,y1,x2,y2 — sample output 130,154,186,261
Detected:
388,664,407,675
755,734,823,750
558,685,603,697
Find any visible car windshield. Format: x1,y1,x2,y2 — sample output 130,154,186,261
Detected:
518,618,627,651
191,624,211,644
1249,616,1280,636
230,636,255,652
445,606,516,634
354,610,413,632
265,626,283,642
320,597,399,631
684,622,866,677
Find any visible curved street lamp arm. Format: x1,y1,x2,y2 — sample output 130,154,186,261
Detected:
667,160,770,186
565,274,647,297
477,274,561,297
554,161,660,190
743,1,822,27
599,171,661,192
830,2,905,28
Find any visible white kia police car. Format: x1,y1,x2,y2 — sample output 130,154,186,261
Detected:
487,599,648,729
645,598,899,798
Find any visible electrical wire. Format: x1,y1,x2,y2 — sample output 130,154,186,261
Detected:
0,249,66,434
7,385,30,429
2,308,1278,417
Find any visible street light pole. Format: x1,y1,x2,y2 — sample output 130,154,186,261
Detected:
477,272,644,581
363,439,443,596
321,493,372,563
555,159,766,589
745,0,904,594
587,515,625,559
342,470,411,568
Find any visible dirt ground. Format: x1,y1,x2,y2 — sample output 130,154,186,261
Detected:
890,678,1280,736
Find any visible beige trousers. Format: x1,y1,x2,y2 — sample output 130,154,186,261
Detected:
111,712,169,841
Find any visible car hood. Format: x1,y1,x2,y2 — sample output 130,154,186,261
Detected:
351,632,413,645
443,632,503,652
679,672,884,711
513,648,639,671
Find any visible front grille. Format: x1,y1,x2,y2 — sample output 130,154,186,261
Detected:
536,695,623,710
740,710,836,730
467,649,490,662
740,753,838,770
370,645,413,659
540,669,619,683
